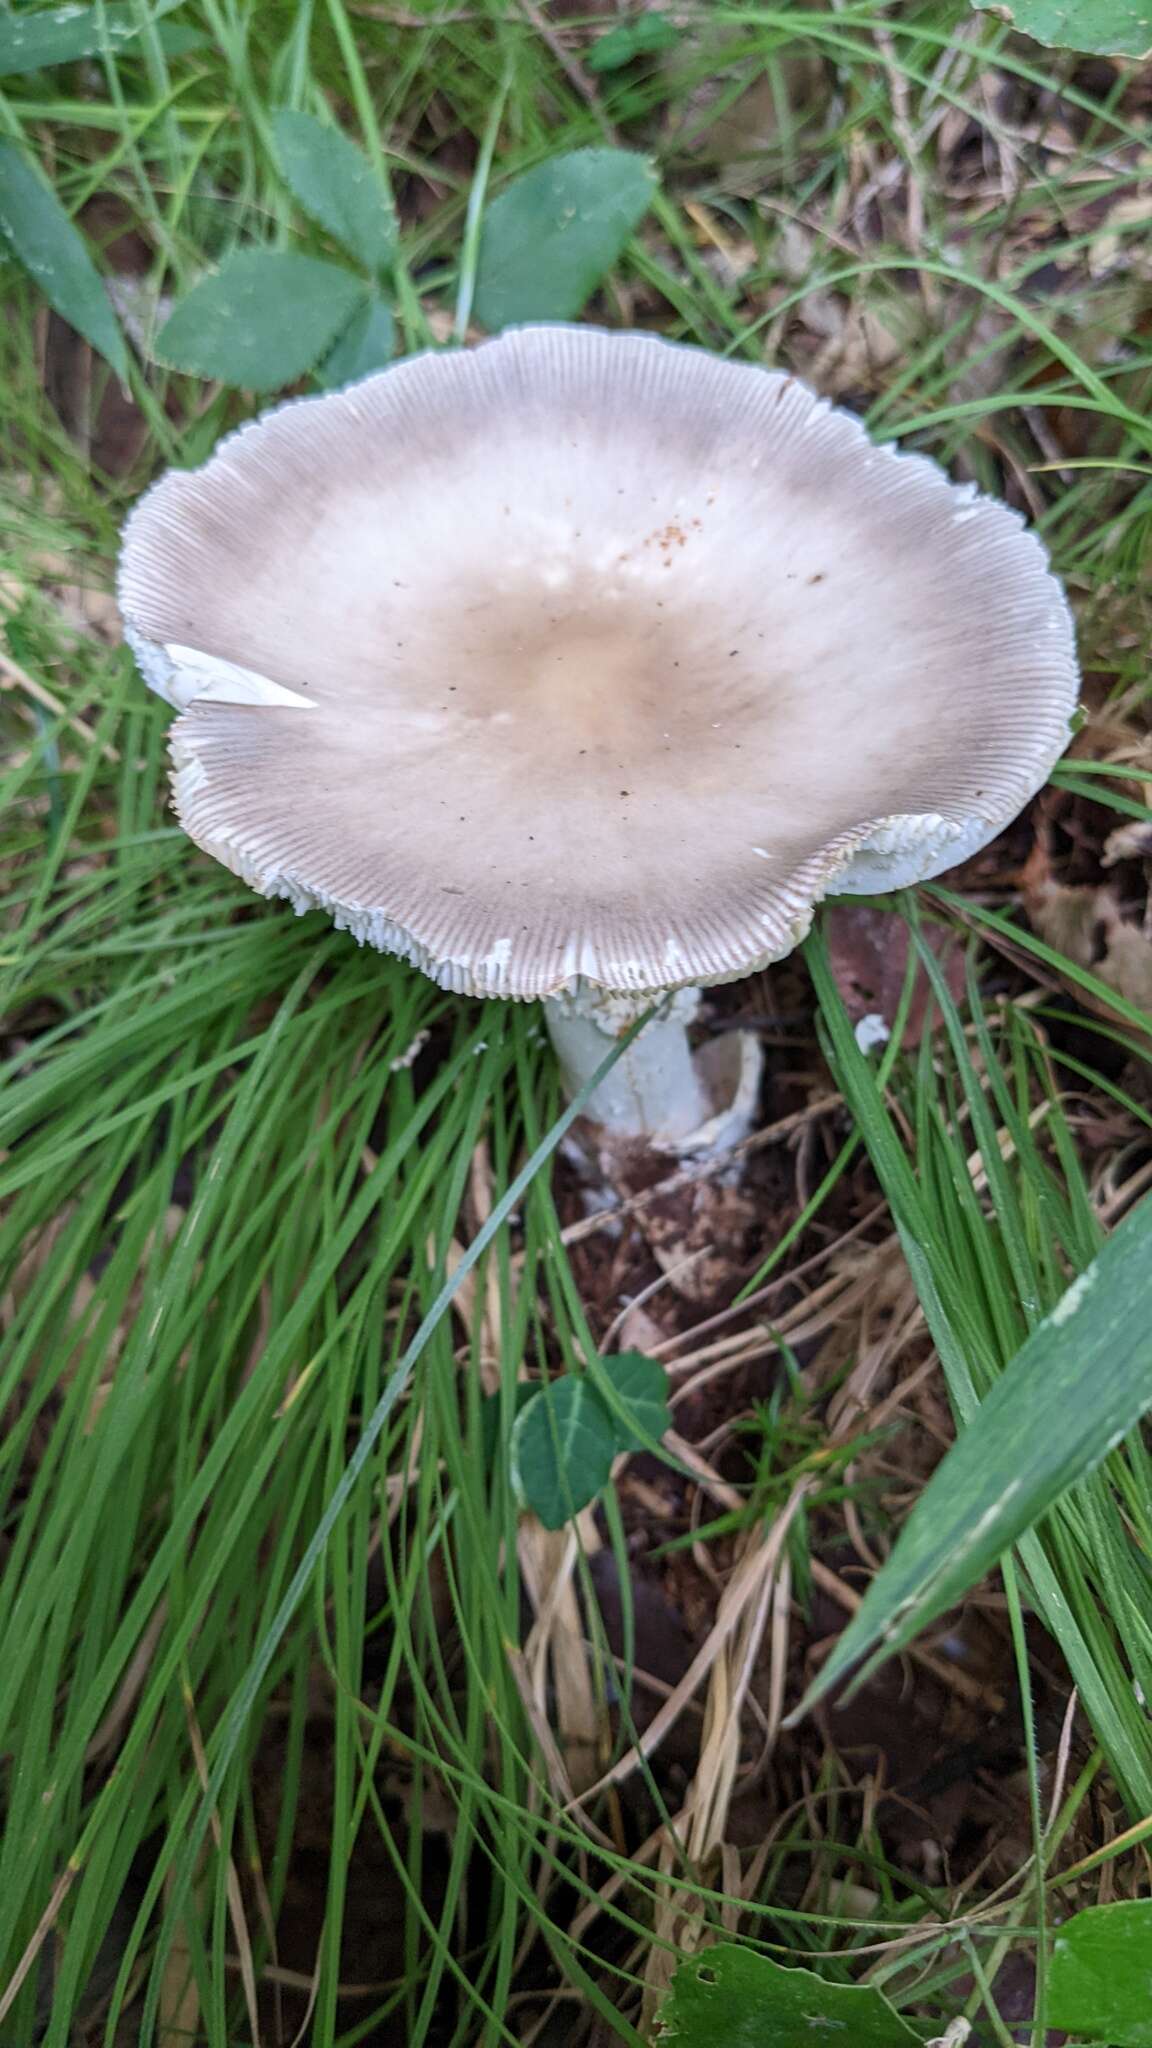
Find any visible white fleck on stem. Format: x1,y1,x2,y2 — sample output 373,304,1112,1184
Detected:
544,985,713,1144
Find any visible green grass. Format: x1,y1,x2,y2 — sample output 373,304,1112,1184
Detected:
3,1,1152,2042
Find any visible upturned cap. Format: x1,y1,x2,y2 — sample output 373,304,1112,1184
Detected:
119,325,1079,997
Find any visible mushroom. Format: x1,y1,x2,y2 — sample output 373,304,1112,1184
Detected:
118,325,1078,1151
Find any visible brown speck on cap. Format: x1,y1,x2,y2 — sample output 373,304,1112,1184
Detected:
118,324,1079,1002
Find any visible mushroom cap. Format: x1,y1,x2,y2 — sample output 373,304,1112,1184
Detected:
118,325,1078,999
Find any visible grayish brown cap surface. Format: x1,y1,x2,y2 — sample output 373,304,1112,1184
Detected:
118,325,1079,997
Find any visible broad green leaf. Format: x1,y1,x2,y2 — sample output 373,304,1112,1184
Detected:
1049,1900,1152,2044
655,1944,923,2046
797,1191,1152,1714
316,291,395,389
510,1356,670,1525
272,111,395,275
0,0,185,76
586,12,680,70
473,147,657,330
510,1376,617,1529
156,249,362,390
478,1382,537,1471
970,0,1152,54
596,1352,671,1452
0,140,128,379
145,22,205,55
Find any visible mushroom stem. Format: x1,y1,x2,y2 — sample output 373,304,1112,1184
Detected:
544,985,715,1145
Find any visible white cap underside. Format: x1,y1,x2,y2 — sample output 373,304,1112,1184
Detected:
118,325,1079,998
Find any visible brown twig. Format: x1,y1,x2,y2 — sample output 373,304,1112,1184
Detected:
514,0,617,137
1,647,120,763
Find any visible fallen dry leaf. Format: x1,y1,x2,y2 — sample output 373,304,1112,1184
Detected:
662,43,832,194
1022,841,1152,1015
823,902,966,1046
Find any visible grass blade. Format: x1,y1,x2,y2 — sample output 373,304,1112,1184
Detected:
796,1192,1152,1714
0,140,128,377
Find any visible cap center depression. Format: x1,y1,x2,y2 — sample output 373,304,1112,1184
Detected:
416,552,774,788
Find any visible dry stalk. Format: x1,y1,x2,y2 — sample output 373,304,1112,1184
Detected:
182,1681,262,2046
0,1864,78,2030
640,1482,810,2022
85,1600,169,1763
519,1514,603,1795
0,645,120,763
514,0,615,137
463,1140,605,1793
158,1871,202,2048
